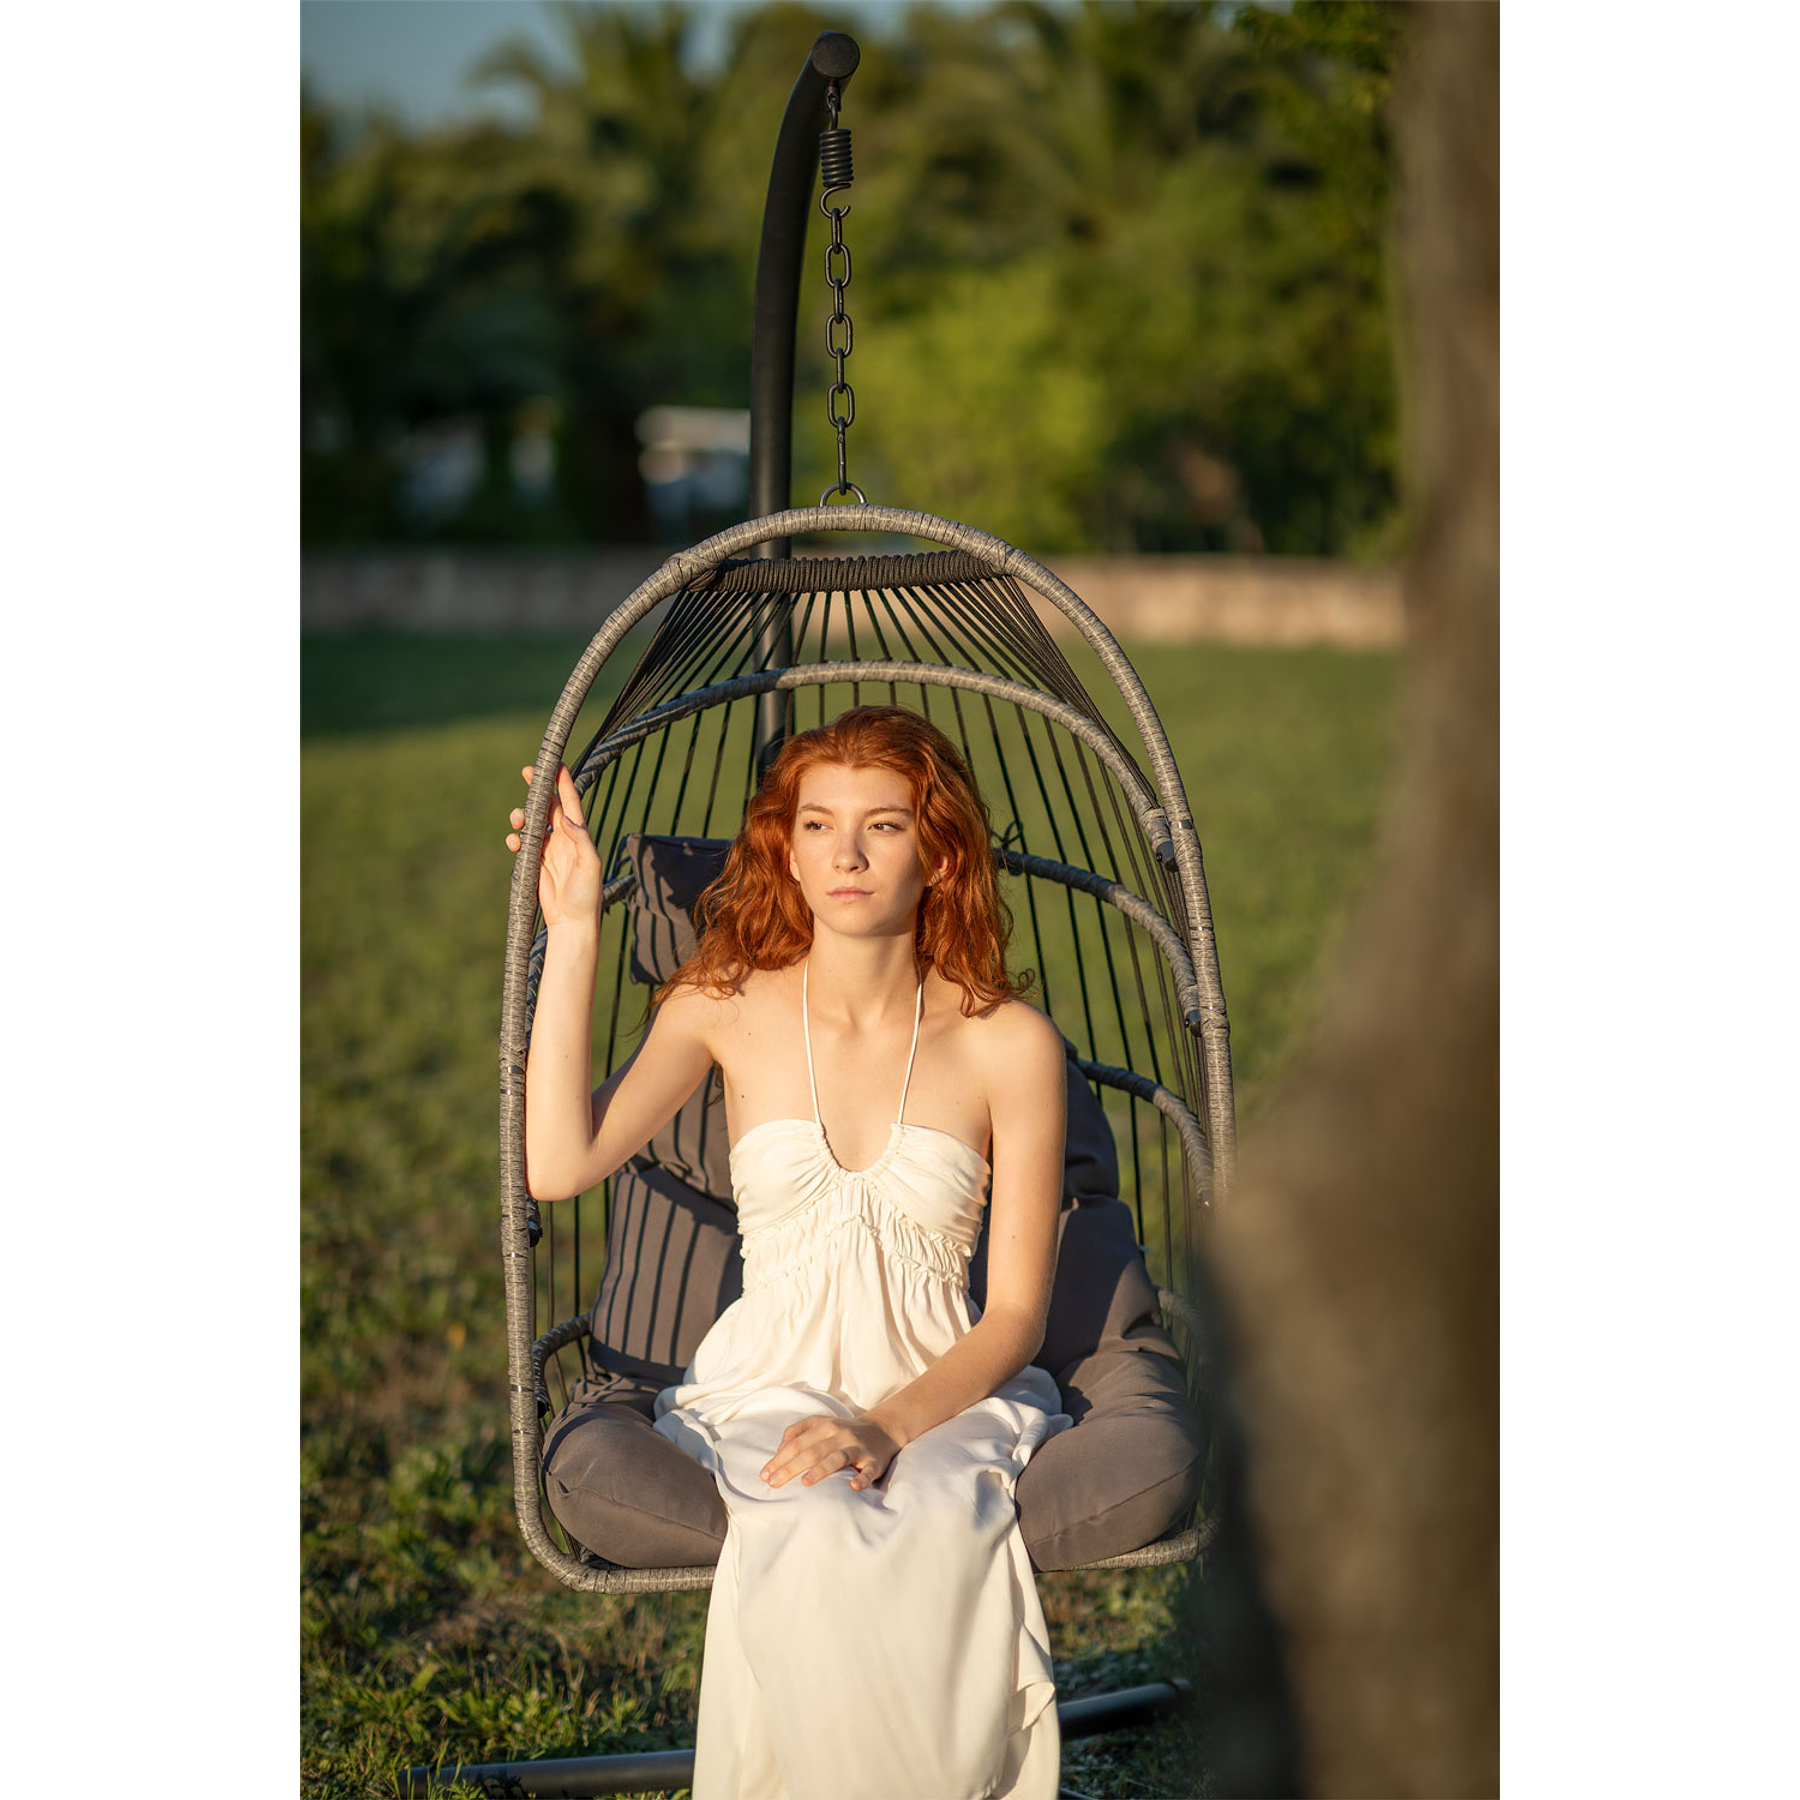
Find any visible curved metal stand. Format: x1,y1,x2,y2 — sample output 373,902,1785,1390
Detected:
749,30,860,770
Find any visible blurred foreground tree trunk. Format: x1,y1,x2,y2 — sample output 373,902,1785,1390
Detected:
1207,3,1499,1794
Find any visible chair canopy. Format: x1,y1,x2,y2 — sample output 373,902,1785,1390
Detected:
500,505,1235,1593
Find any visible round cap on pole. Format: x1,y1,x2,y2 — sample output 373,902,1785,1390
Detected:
810,32,860,79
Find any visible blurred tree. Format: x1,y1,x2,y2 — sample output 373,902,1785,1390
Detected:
850,0,1404,554
822,1,1232,543
1228,0,1410,561
302,85,573,543
300,0,1409,557
1206,2,1499,1790
468,1,753,542
302,84,414,541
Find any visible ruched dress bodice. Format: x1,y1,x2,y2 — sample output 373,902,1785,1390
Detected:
664,1117,1006,1417
650,966,1070,1800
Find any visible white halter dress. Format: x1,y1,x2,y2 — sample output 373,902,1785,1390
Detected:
653,965,1072,1799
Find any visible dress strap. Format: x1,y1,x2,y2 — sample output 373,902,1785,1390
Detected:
801,958,822,1126
895,976,924,1127
802,961,924,1130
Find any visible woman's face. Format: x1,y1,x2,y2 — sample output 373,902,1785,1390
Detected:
787,761,944,940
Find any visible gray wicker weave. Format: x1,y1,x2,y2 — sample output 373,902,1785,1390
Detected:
500,505,1234,1596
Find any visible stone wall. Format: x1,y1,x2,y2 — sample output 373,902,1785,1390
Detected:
301,549,669,634
1040,556,1404,649
302,548,1405,649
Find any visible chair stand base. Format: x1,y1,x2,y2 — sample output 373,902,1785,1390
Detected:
402,1678,1191,1796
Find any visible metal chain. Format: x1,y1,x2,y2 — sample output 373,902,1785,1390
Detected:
819,83,865,507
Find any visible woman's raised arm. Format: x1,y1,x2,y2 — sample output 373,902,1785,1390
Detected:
506,765,717,1201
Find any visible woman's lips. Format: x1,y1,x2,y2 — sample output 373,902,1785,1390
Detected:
828,887,871,898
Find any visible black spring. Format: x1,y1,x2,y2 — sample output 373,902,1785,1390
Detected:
819,125,854,191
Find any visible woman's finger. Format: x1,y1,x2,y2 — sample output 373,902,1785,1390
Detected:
802,1448,850,1485
766,1423,818,1474
764,1420,839,1484
555,766,586,827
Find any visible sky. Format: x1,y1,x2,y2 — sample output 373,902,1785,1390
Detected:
301,0,1014,130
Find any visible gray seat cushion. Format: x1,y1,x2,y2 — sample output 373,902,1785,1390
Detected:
543,832,1202,1569
1013,1345,1204,1570
543,1372,728,1569
971,1182,1202,1571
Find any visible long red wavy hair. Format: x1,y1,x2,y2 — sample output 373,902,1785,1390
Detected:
662,705,1032,1014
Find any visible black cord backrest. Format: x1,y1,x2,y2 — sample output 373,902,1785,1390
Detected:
522,559,1215,1421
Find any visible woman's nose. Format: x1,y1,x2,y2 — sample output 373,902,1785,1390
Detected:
834,836,867,869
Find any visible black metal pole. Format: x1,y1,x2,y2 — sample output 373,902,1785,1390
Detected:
749,29,860,773
402,1682,1192,1796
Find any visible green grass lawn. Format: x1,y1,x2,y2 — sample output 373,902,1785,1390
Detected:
301,628,1405,1797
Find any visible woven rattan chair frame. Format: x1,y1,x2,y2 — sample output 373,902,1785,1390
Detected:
500,505,1234,1596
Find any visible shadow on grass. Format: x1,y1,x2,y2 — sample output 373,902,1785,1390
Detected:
303,631,642,740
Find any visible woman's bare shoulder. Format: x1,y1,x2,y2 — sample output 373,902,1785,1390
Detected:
728,962,801,1009
988,995,1064,1050
651,977,732,1047
937,982,1064,1061
945,995,1064,1132
663,961,795,1040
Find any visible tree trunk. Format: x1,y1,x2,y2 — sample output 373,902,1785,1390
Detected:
1204,3,1499,1793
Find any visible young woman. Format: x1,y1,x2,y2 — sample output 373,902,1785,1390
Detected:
507,705,1071,1800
